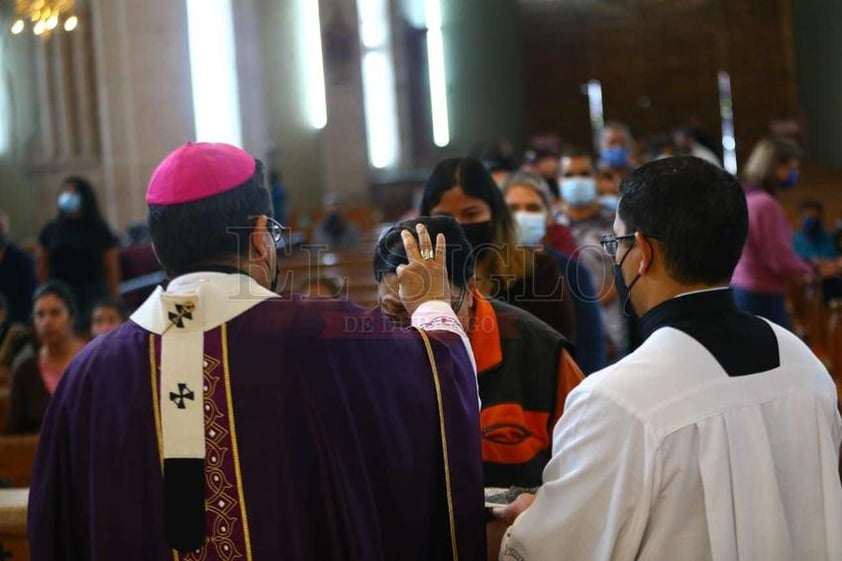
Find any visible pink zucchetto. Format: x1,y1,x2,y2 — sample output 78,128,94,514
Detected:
146,142,256,205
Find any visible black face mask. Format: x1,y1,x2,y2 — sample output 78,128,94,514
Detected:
802,217,823,240
613,240,643,318
460,221,493,251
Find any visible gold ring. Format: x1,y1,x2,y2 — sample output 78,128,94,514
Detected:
421,249,434,260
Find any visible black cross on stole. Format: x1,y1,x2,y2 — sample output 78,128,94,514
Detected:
169,383,195,409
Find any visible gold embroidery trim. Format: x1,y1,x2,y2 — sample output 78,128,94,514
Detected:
221,323,254,561
416,328,459,561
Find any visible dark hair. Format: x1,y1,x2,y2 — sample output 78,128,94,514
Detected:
33,280,78,318
646,133,677,160
419,157,525,288
373,216,476,289
618,156,748,285
61,176,105,223
601,121,633,149
0,291,7,312
125,223,152,246
91,299,128,321
524,146,559,163
561,147,594,160
798,200,823,215
148,160,271,277
470,141,515,173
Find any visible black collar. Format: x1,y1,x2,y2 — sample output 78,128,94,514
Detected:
639,288,736,342
638,288,780,377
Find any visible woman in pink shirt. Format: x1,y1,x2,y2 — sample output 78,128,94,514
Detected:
5,281,85,434
731,138,813,329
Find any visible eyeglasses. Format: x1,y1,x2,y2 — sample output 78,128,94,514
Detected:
248,215,287,249
600,234,637,257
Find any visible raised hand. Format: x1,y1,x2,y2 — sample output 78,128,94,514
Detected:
397,223,451,316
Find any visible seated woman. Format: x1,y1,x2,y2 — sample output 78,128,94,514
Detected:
373,216,584,488
5,281,85,434
503,171,607,375
420,157,577,344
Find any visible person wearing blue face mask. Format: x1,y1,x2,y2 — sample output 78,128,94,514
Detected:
599,121,636,176
794,200,837,260
792,200,842,303
37,177,121,333
732,138,813,328
559,150,630,362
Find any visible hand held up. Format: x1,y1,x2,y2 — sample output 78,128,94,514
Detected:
397,224,450,316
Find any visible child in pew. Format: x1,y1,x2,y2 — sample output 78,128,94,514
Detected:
89,299,127,338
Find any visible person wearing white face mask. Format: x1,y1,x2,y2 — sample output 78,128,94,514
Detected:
504,171,574,252
504,172,607,375
513,208,547,246
559,150,630,361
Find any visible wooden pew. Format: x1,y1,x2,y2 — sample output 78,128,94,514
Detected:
789,280,831,368
280,248,381,308
0,436,38,488
0,488,28,561
287,206,381,245
805,281,830,365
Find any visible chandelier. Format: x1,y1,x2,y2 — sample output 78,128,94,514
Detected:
10,0,79,36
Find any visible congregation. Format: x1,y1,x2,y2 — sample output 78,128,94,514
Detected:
0,123,840,560
2,0,842,558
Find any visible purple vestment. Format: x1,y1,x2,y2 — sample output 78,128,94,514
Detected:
28,295,485,560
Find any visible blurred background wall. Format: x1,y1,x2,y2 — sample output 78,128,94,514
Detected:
0,0,838,241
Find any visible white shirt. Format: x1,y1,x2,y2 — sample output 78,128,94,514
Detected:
500,303,842,561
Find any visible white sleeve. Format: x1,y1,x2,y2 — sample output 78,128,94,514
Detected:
411,300,477,376
499,385,652,561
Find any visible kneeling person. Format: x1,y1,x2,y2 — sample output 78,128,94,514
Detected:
374,216,584,489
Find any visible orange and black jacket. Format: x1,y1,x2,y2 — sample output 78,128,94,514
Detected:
470,292,584,488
